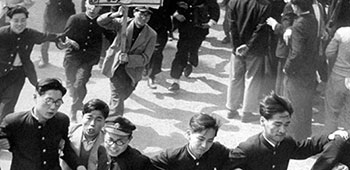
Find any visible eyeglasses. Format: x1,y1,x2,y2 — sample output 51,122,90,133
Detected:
44,98,64,107
105,137,128,146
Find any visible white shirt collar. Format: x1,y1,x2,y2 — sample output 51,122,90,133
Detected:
82,135,97,151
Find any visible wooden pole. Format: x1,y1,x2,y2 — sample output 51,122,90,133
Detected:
120,5,128,53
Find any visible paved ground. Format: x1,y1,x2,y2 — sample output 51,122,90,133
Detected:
0,0,342,169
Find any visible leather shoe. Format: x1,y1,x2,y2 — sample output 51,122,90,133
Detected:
183,64,193,77
147,78,157,89
241,112,260,123
168,83,180,91
226,109,239,119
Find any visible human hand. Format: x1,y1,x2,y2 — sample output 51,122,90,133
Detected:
202,19,216,29
174,11,186,22
110,6,126,18
266,17,278,30
283,28,292,45
66,37,80,50
118,53,128,63
0,139,10,150
332,163,349,170
328,129,349,140
235,44,249,57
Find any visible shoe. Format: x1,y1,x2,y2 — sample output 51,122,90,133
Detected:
168,83,180,91
221,37,231,44
183,64,193,77
241,112,260,123
226,109,239,119
147,77,157,89
38,60,48,68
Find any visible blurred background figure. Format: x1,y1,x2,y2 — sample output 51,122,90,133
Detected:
38,0,75,68
220,0,230,44
225,0,271,122
168,0,220,91
62,0,113,122
144,0,178,89
0,0,35,27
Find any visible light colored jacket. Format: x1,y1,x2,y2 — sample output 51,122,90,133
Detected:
60,124,108,170
97,12,157,86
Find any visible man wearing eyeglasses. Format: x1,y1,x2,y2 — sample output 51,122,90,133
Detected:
103,115,153,170
0,78,87,170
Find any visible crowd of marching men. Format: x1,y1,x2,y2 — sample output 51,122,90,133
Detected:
1,0,350,169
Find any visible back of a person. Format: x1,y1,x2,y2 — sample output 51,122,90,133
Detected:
292,13,318,77
331,26,350,76
229,0,271,55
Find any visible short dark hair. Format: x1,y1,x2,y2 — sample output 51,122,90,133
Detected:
259,91,294,120
82,99,109,119
291,0,313,12
189,113,221,136
36,78,67,96
6,6,29,18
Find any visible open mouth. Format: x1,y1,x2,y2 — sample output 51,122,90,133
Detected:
87,128,95,134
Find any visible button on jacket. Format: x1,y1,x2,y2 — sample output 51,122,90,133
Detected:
0,110,81,170
151,142,231,170
0,26,62,86
226,133,330,170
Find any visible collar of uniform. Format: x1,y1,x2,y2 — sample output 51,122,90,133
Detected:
186,144,198,160
31,108,40,122
85,12,97,20
262,132,277,148
82,134,97,151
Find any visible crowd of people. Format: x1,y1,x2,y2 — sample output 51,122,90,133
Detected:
0,0,350,169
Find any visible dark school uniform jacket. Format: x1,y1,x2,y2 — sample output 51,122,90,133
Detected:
0,26,63,86
64,13,113,65
106,146,153,170
226,132,330,170
151,142,231,170
0,110,82,170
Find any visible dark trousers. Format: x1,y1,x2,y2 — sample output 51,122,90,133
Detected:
0,67,25,122
170,24,207,79
109,65,136,116
146,28,168,79
284,76,316,141
64,58,93,113
223,6,231,38
40,5,69,64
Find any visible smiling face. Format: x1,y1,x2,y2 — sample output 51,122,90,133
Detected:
34,90,63,122
9,13,27,34
261,111,291,145
187,128,216,159
82,110,105,140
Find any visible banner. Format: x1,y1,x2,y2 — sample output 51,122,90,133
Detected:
89,0,163,8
